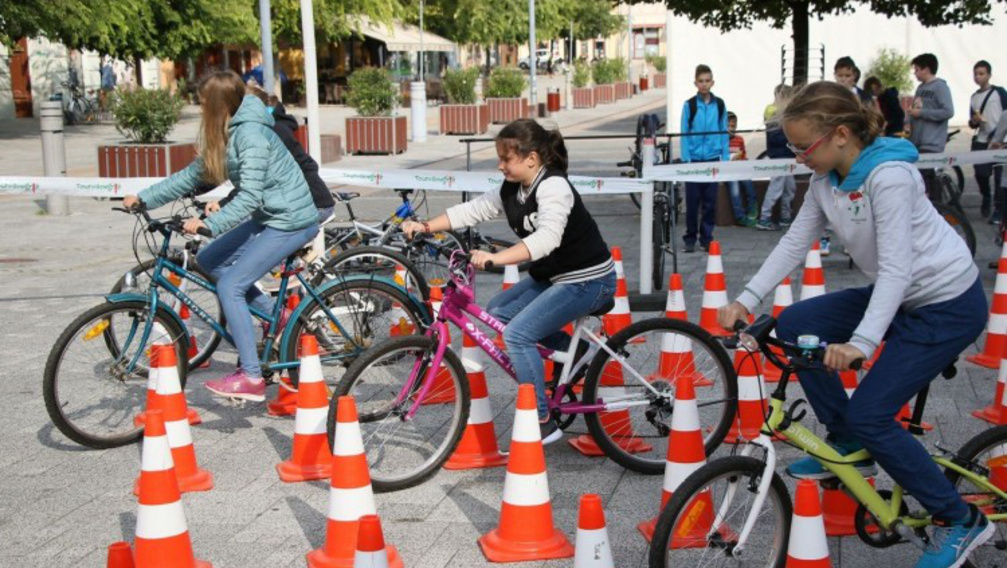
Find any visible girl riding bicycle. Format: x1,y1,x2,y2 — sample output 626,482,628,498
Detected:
719,81,992,568
123,70,319,403
402,119,616,444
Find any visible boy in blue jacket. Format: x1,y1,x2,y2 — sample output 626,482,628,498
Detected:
680,64,730,252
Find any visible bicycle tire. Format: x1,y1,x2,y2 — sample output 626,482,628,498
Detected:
647,456,792,568
111,257,224,369
953,165,965,196
933,202,977,258
943,425,1007,568
283,279,430,387
652,198,669,291
400,229,467,289
471,234,531,274
327,334,470,492
581,318,738,474
314,246,430,302
43,300,189,449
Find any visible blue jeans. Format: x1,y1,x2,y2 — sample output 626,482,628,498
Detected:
684,181,718,246
776,278,987,521
197,219,319,378
728,179,757,220
487,271,617,419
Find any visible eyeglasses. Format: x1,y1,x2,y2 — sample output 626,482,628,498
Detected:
786,129,834,159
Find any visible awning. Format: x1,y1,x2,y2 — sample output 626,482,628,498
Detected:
356,17,455,53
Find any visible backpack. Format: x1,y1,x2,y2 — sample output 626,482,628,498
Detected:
687,95,726,131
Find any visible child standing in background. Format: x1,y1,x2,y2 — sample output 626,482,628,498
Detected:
727,112,757,227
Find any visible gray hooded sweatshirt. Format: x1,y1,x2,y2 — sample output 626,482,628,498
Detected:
909,78,954,153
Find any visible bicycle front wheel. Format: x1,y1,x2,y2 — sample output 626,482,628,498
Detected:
43,300,189,449
582,318,737,474
648,456,792,568
328,335,470,492
944,425,1007,567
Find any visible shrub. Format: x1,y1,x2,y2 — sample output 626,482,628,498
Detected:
866,48,914,94
485,67,526,98
443,67,480,104
345,67,400,117
646,54,667,73
609,57,628,82
572,61,592,88
592,59,624,85
109,88,185,144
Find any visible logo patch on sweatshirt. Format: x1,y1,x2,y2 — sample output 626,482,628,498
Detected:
845,190,868,223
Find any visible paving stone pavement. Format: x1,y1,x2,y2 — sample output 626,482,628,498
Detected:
0,122,1003,567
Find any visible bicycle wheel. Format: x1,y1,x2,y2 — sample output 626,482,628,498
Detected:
934,202,977,258
953,165,966,196
581,318,737,474
652,198,670,291
401,229,466,289
314,246,430,302
648,456,792,568
938,172,963,206
111,258,224,369
944,425,1007,567
470,234,532,274
328,335,470,492
43,300,189,449
284,279,429,387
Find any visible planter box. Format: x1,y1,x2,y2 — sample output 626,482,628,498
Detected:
487,98,530,124
653,73,667,89
614,82,632,100
293,124,342,163
593,84,615,105
440,104,490,135
345,116,408,155
98,142,198,178
572,87,595,109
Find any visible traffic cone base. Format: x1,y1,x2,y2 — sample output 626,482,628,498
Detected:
570,362,652,457
306,538,402,568
638,492,736,548
278,336,334,482
443,372,508,470
972,358,1007,425
106,541,136,568
267,376,299,417
479,522,575,563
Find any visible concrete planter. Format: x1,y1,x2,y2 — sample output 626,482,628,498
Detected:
614,82,632,100
292,124,342,163
345,116,408,155
440,104,490,135
653,73,667,89
572,88,595,109
97,142,198,177
593,84,615,105
487,98,530,124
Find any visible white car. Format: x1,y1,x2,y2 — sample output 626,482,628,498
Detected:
518,49,553,71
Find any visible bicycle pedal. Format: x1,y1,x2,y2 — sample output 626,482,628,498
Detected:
226,397,249,407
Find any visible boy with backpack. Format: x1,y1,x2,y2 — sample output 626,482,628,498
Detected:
969,60,1007,221
680,64,730,252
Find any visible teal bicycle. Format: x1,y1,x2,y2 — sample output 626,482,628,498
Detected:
43,205,430,449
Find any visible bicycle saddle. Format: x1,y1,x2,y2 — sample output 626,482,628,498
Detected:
590,298,616,317
334,191,360,202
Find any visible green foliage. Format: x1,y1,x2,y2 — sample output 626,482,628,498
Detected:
273,0,402,45
109,87,185,143
345,67,400,117
443,67,480,104
567,0,624,40
866,48,914,94
646,54,667,73
572,60,592,88
485,67,526,98
591,58,625,85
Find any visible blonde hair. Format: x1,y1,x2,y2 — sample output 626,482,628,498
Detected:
781,81,884,146
197,71,246,184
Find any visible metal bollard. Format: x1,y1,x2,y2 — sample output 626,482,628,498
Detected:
410,81,427,143
40,101,70,215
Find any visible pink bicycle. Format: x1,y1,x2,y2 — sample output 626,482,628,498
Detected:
326,248,737,492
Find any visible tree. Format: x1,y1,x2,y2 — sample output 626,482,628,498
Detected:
648,0,1006,84
269,0,402,46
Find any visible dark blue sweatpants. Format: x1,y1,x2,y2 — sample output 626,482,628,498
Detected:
684,181,718,247
776,277,987,521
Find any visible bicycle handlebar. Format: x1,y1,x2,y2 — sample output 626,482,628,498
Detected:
728,315,864,371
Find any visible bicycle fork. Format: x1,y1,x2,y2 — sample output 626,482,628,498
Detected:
714,435,777,556
398,321,451,420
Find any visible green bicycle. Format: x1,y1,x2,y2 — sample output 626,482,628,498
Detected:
648,314,1006,568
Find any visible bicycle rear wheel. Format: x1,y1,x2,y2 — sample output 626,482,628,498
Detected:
315,246,430,302
328,335,470,492
933,202,977,258
944,425,1007,567
648,456,792,568
581,318,737,474
43,300,189,449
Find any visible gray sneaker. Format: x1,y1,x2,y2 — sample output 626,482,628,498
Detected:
756,219,779,231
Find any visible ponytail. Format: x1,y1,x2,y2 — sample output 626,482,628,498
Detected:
496,119,569,173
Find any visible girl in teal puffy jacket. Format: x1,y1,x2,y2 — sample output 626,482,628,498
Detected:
123,70,318,402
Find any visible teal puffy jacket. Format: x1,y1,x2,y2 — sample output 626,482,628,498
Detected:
138,96,317,235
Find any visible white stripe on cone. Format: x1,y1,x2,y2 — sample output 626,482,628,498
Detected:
300,353,324,383
662,332,692,354
801,285,826,300
294,406,329,436
502,471,551,506
469,396,494,425
353,549,388,568
574,527,613,568
135,502,188,540
327,485,377,521
611,296,630,315
662,459,704,492
701,290,728,308
788,514,830,560
706,255,723,274
737,374,767,401
988,313,1007,334
334,421,365,456
156,367,183,395
140,434,173,472
511,408,541,443
164,419,193,448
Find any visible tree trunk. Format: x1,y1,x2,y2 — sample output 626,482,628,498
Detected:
485,45,492,75
791,0,809,85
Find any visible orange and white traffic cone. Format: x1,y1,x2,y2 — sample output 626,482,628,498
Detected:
493,265,521,350
277,335,333,482
388,265,416,338
266,375,299,417
973,356,1007,425
287,292,301,311
602,247,634,338
135,327,200,427
763,277,794,383
569,360,652,456
968,245,1007,369
179,305,208,369
800,242,826,301
478,384,574,562
648,274,712,387
137,347,213,494
988,444,1007,492
699,242,731,336
353,515,396,568
725,350,768,444
786,480,831,568
444,336,507,470
132,409,212,568
821,478,876,537
574,494,614,568
421,286,457,405
106,542,135,568
638,372,728,546
308,396,403,568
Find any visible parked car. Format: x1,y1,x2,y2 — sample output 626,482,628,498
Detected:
518,49,553,71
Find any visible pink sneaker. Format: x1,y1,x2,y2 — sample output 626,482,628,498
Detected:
205,370,266,402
